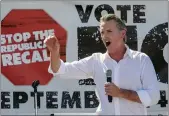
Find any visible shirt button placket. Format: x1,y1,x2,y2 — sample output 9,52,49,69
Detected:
114,62,121,115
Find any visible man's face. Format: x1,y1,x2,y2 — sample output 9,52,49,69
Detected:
100,20,126,53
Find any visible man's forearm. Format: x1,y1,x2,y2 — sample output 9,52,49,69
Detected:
50,52,61,73
119,88,141,103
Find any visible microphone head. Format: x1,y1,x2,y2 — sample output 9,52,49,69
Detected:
106,69,112,77
32,80,40,88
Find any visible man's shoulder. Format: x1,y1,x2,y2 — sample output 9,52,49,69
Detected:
130,49,149,60
90,52,105,61
91,52,104,57
91,52,104,56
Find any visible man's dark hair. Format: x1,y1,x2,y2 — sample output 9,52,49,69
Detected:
100,14,126,31
100,14,127,42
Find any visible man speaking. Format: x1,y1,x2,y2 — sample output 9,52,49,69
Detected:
44,14,160,115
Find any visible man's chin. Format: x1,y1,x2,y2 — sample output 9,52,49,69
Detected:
106,46,116,52
106,47,112,52
106,44,111,49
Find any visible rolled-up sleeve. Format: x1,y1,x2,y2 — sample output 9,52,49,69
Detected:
48,54,96,79
137,55,160,107
48,59,66,76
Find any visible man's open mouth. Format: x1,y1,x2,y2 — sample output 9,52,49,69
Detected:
105,41,111,47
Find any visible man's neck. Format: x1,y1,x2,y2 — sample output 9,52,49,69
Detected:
108,44,126,62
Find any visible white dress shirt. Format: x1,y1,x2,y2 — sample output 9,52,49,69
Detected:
48,45,160,115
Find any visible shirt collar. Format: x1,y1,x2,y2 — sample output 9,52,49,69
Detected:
104,44,133,59
124,44,133,58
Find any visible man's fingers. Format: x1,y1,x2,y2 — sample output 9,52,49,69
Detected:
44,35,59,46
44,35,57,42
43,35,60,53
105,92,111,95
105,89,111,93
104,82,111,87
54,36,59,43
44,38,54,46
49,35,59,43
105,82,117,87
105,88,111,91
44,36,51,44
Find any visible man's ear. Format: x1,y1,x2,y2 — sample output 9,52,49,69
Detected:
121,29,127,39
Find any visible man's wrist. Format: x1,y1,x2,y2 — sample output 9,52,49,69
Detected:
119,88,124,98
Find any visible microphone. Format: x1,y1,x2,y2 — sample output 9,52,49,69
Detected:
32,80,40,116
32,80,40,93
106,69,112,102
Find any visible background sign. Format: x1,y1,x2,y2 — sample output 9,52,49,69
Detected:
1,1,168,115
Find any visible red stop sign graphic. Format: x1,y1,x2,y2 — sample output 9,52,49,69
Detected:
1,9,67,85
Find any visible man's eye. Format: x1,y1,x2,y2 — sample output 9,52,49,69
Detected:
107,30,112,32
